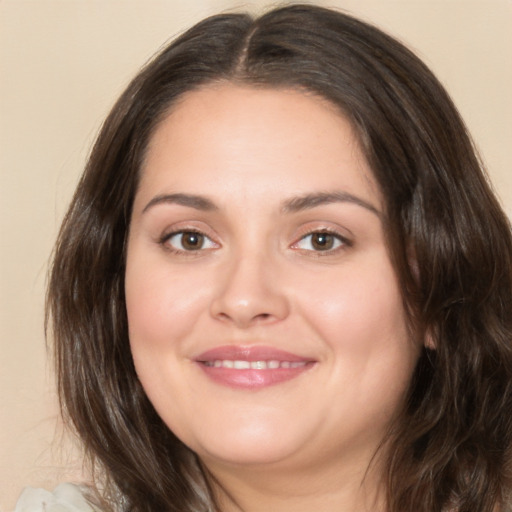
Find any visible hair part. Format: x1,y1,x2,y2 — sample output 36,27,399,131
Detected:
47,5,512,511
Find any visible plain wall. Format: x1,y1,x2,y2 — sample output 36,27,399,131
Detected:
1,0,511,509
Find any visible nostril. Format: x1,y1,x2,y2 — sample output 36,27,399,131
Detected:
251,312,279,325
210,281,290,327
213,310,278,328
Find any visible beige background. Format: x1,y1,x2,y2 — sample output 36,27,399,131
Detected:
1,0,511,509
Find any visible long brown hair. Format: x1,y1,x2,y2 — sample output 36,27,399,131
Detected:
47,5,512,511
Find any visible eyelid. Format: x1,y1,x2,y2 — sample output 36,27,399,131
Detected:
159,225,220,254
290,226,353,254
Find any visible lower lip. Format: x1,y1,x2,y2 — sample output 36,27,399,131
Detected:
196,362,314,390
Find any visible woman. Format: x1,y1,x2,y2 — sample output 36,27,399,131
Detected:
27,4,512,511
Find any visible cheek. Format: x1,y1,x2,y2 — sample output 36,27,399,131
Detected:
295,257,413,382
124,258,209,424
125,256,209,351
302,268,406,339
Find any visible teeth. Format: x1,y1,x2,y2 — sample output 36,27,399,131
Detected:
233,360,250,369
205,359,307,370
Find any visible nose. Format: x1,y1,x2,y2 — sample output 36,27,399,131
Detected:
209,252,290,329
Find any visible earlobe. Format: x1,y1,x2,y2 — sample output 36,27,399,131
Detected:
406,247,434,350
424,332,436,350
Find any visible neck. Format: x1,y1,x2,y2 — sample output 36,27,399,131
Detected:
202,450,387,512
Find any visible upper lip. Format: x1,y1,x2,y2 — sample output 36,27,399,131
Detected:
194,345,313,363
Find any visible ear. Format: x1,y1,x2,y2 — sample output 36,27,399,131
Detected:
424,331,436,350
407,246,436,350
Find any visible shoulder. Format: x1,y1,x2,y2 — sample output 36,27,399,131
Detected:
14,483,102,512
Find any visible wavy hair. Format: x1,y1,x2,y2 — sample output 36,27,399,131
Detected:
47,5,512,511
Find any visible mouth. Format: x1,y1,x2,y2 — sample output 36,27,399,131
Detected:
204,359,308,369
194,345,316,390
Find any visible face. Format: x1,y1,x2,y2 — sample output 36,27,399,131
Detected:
125,84,420,477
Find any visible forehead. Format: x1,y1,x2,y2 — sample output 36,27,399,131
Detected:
137,83,381,212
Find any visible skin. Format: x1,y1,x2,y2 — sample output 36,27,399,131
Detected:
125,84,422,511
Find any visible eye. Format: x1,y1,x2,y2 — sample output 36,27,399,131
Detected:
164,230,217,252
293,231,347,252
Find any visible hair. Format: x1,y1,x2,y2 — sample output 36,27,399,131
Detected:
47,4,512,511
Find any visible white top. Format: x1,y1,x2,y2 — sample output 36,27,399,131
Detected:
14,483,101,512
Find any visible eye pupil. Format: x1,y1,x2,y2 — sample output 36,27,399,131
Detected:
182,232,203,250
312,233,334,250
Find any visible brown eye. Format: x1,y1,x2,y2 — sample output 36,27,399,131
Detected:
181,232,204,250
293,231,346,253
311,233,335,250
165,231,216,252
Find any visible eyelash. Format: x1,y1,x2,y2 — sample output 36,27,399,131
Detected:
291,228,352,256
159,228,351,256
160,229,218,254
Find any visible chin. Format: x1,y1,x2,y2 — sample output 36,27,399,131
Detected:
181,421,312,469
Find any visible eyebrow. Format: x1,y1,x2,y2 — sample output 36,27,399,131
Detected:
142,193,218,213
282,191,380,217
141,190,380,217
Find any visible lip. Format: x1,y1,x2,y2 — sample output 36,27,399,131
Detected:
194,345,316,390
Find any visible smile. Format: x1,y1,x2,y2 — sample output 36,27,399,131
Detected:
195,346,315,389
204,360,308,369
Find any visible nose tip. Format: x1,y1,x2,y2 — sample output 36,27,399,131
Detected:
209,261,290,328
214,307,277,329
